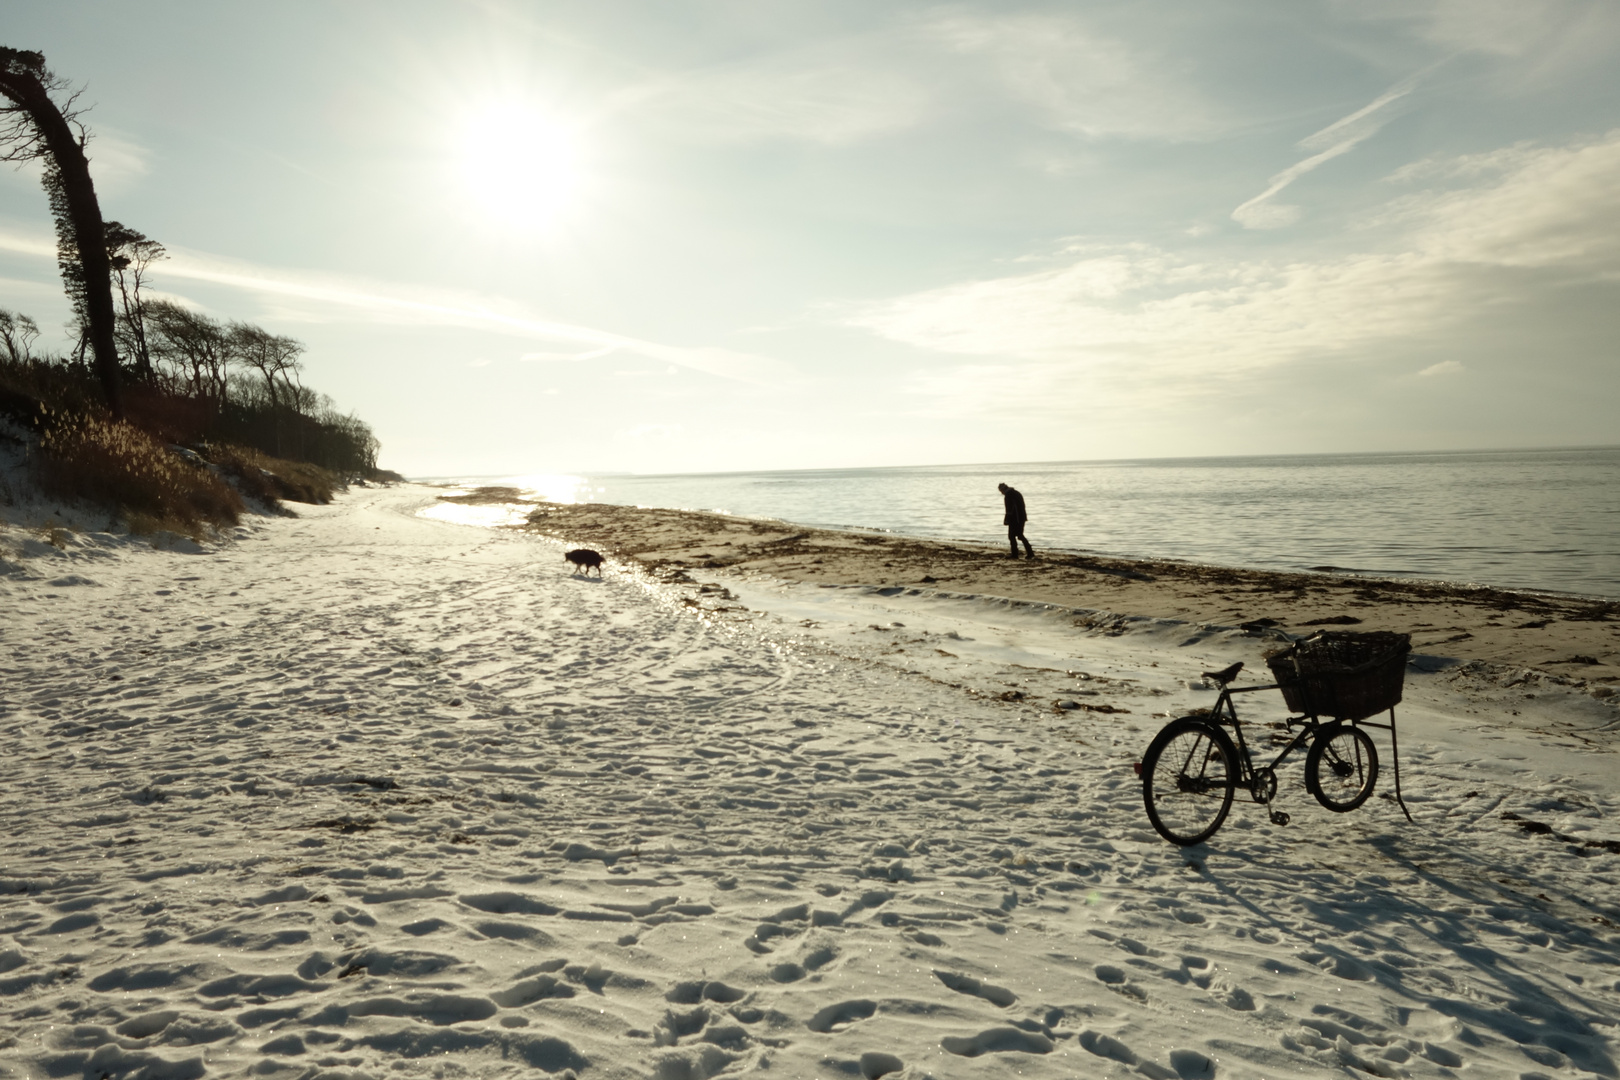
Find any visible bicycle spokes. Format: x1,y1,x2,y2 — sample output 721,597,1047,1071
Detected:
1142,719,1237,846
1305,723,1379,813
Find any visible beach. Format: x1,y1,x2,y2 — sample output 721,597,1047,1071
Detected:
518,492,1620,684
2,483,1618,1079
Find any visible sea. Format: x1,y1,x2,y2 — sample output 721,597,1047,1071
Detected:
435,447,1620,600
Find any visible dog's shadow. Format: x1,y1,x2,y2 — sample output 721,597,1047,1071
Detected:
567,571,605,584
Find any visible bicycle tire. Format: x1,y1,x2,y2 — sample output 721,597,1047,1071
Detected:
1305,722,1379,812
1142,718,1238,846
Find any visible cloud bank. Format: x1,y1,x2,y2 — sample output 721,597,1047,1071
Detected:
848,131,1620,413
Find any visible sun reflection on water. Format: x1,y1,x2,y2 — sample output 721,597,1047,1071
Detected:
500,473,594,504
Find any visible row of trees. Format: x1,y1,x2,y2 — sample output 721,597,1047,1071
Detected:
0,45,380,477
1,298,378,474
3,300,379,475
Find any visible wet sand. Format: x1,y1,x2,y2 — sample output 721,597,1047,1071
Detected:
512,493,1620,682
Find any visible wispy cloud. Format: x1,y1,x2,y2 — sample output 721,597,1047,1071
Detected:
1383,131,1620,269
0,230,791,385
2,129,157,195
848,243,1446,378
0,230,54,258
926,11,1228,140
613,10,1231,148
1232,70,1432,229
848,129,1620,413
1388,0,1607,58
613,42,928,145
84,130,153,195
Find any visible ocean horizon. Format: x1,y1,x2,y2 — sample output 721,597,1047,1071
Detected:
421,444,1620,600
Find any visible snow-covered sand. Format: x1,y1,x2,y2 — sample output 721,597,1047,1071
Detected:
2,484,1618,1080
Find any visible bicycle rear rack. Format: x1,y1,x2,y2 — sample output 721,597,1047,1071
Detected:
1350,709,1414,823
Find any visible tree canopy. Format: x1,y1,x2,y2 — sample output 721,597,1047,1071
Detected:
0,47,122,413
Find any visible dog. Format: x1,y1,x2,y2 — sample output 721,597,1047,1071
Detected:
564,548,604,576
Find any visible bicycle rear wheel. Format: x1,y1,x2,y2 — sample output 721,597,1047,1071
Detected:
1305,722,1379,812
1142,718,1238,846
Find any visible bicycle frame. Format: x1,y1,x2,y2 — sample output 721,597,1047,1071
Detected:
1201,681,1325,796
1198,680,1413,823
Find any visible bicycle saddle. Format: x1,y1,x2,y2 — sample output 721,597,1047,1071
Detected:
1202,661,1244,685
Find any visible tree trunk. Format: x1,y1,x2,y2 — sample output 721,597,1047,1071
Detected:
0,63,122,414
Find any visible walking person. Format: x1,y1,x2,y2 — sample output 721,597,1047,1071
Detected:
998,482,1034,560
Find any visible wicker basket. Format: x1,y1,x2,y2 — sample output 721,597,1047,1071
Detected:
1264,631,1411,721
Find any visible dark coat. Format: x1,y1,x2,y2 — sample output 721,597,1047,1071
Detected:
1002,486,1027,527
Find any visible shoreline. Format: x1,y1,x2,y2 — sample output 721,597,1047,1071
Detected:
615,510,1620,606
426,445,1620,600
506,493,1619,683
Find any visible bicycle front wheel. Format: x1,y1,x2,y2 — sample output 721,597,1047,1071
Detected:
1305,722,1379,812
1142,718,1237,846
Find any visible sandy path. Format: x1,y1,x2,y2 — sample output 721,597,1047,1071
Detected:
1,486,1618,1079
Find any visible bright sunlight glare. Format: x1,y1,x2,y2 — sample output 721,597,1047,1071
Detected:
503,473,592,504
453,104,582,230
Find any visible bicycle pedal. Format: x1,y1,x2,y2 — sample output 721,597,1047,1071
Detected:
1269,810,1291,826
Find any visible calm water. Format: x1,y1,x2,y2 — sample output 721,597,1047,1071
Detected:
444,448,1620,599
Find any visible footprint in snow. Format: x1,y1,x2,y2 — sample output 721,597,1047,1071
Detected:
941,1026,1054,1057
475,919,553,942
491,974,574,1007
306,991,498,1026
1094,963,1147,1002
745,921,796,954
113,1011,180,1039
1223,985,1256,1010
654,1004,711,1044
665,980,746,1004
857,1051,904,1079
1113,935,1159,957
457,890,559,916
1078,1029,1136,1064
803,943,839,971
806,999,877,1033
933,969,1017,1007
1170,1048,1218,1077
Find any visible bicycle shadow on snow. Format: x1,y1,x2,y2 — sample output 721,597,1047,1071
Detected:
1186,830,1618,1077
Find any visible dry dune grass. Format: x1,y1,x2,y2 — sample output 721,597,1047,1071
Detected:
208,443,336,506
18,403,341,538
3,346,375,541
37,409,243,536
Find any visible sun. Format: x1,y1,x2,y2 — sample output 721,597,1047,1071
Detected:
452,103,582,231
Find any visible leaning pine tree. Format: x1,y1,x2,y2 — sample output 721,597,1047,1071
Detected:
0,47,122,414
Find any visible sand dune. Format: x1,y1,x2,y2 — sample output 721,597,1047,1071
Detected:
1,484,1616,1079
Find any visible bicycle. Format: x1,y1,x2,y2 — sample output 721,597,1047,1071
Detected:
1139,632,1413,847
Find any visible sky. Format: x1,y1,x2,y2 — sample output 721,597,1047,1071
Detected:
2,0,1619,476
